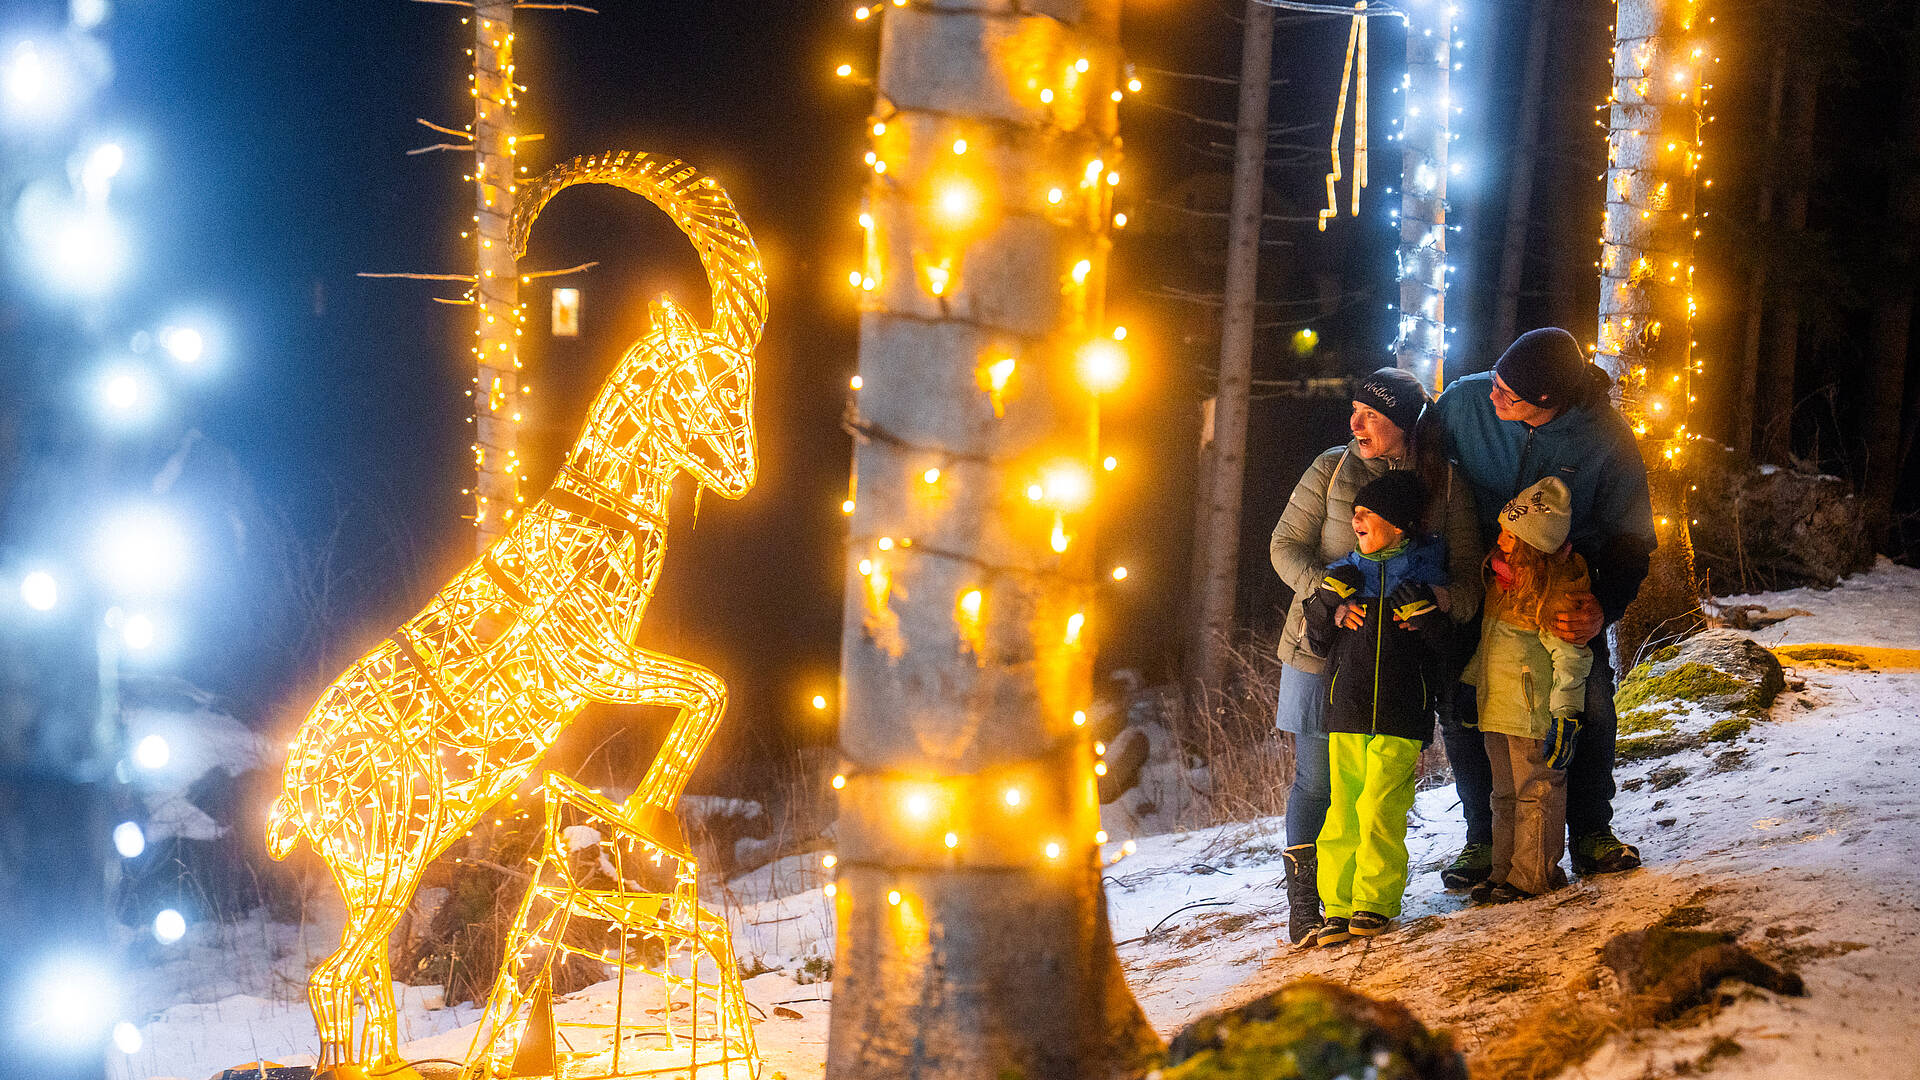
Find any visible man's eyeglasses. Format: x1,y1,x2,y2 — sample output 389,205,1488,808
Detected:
1490,377,1524,407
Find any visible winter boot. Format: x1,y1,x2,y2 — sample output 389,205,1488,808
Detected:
1347,910,1391,936
1440,842,1493,889
1468,879,1501,905
1309,917,1351,947
1282,844,1323,946
1488,881,1534,904
1571,829,1642,875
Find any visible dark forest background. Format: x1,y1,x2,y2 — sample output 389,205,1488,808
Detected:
2,0,1916,798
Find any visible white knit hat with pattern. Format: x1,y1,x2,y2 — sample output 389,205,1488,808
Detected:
1500,476,1572,553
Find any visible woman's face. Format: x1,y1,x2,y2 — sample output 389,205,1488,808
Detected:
1496,528,1518,555
1350,402,1409,460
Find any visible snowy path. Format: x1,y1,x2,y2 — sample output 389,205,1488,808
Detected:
117,562,1920,1079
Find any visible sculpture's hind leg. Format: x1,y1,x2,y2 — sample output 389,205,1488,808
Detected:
574,645,727,812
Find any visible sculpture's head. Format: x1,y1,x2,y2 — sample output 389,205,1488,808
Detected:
636,297,757,500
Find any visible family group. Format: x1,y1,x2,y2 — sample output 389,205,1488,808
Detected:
1269,327,1657,946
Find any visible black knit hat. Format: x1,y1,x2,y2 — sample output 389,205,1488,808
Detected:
1354,366,1429,438
1352,470,1426,536
1493,327,1587,408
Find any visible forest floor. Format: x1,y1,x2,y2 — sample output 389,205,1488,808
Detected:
116,560,1920,1079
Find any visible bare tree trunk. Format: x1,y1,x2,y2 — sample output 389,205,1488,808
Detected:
471,0,521,548
1862,24,1920,550
1598,0,1703,656
1755,63,1816,466
1396,0,1452,391
1189,0,1275,695
1732,42,1787,457
1491,0,1555,352
828,3,1158,1077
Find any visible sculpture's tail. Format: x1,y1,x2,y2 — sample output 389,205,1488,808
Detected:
265,792,304,861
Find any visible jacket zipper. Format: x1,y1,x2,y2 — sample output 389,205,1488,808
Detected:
1514,424,1539,495
1372,558,1385,734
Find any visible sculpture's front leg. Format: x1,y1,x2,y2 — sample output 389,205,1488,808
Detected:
572,643,728,813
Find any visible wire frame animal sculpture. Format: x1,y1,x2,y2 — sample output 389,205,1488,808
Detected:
265,150,766,1071
465,772,758,1078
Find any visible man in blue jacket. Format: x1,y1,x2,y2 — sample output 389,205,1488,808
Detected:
1428,327,1657,883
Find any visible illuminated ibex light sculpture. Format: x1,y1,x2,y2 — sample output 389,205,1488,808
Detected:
265,151,766,1074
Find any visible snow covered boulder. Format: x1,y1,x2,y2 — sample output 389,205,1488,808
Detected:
678,795,772,874
1614,630,1785,762
1162,977,1466,1080
1686,441,1875,592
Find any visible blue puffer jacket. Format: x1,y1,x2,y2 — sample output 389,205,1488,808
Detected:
1302,536,1453,743
1430,371,1657,624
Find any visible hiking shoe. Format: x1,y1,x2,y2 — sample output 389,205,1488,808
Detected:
1309,917,1351,947
1489,881,1535,904
1347,911,1391,936
1440,842,1493,889
1571,830,1642,875
1468,879,1502,905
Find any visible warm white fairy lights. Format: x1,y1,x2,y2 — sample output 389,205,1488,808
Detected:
823,0,1138,940
268,152,766,1072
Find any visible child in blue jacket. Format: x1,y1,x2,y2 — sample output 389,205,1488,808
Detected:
1299,470,1453,944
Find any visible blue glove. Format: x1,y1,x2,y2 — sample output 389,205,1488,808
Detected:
1545,712,1582,770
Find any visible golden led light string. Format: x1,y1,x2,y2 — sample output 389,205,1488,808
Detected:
826,2,1139,916
1318,2,1370,231
266,150,765,1072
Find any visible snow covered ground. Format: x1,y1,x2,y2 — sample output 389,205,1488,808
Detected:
116,560,1920,1078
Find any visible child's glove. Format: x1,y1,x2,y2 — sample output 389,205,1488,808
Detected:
1317,564,1366,606
1388,582,1439,623
1545,712,1583,770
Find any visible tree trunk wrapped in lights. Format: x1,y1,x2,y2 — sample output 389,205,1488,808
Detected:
1395,0,1451,391
472,0,522,546
1597,0,1704,655
829,1,1158,1076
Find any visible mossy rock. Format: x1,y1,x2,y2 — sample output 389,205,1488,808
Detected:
1618,730,1698,762
1163,978,1466,1080
1617,631,1785,715
1619,707,1678,736
1706,714,1755,742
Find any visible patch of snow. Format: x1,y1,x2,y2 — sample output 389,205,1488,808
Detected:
1721,556,1920,649
114,566,1920,1080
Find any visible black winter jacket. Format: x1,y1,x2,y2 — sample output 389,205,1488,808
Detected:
1302,537,1455,744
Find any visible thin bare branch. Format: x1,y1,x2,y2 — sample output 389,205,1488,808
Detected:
415,118,475,140
406,143,470,156
515,1,599,10
358,271,479,282
520,261,598,280
432,297,477,306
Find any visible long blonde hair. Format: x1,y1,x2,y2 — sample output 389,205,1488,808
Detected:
1488,532,1581,629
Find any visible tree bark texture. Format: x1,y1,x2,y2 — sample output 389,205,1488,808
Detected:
1188,0,1274,695
1861,23,1920,550
1754,60,1815,466
1732,41,1785,457
1598,0,1703,656
472,0,521,548
1491,0,1555,354
1396,0,1451,391
830,3,1159,1077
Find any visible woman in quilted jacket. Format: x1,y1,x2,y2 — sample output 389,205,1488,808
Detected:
1267,367,1481,945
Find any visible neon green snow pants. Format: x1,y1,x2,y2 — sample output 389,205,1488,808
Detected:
1317,731,1421,919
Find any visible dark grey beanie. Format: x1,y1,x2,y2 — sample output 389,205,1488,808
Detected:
1493,328,1587,408
1354,366,1429,438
